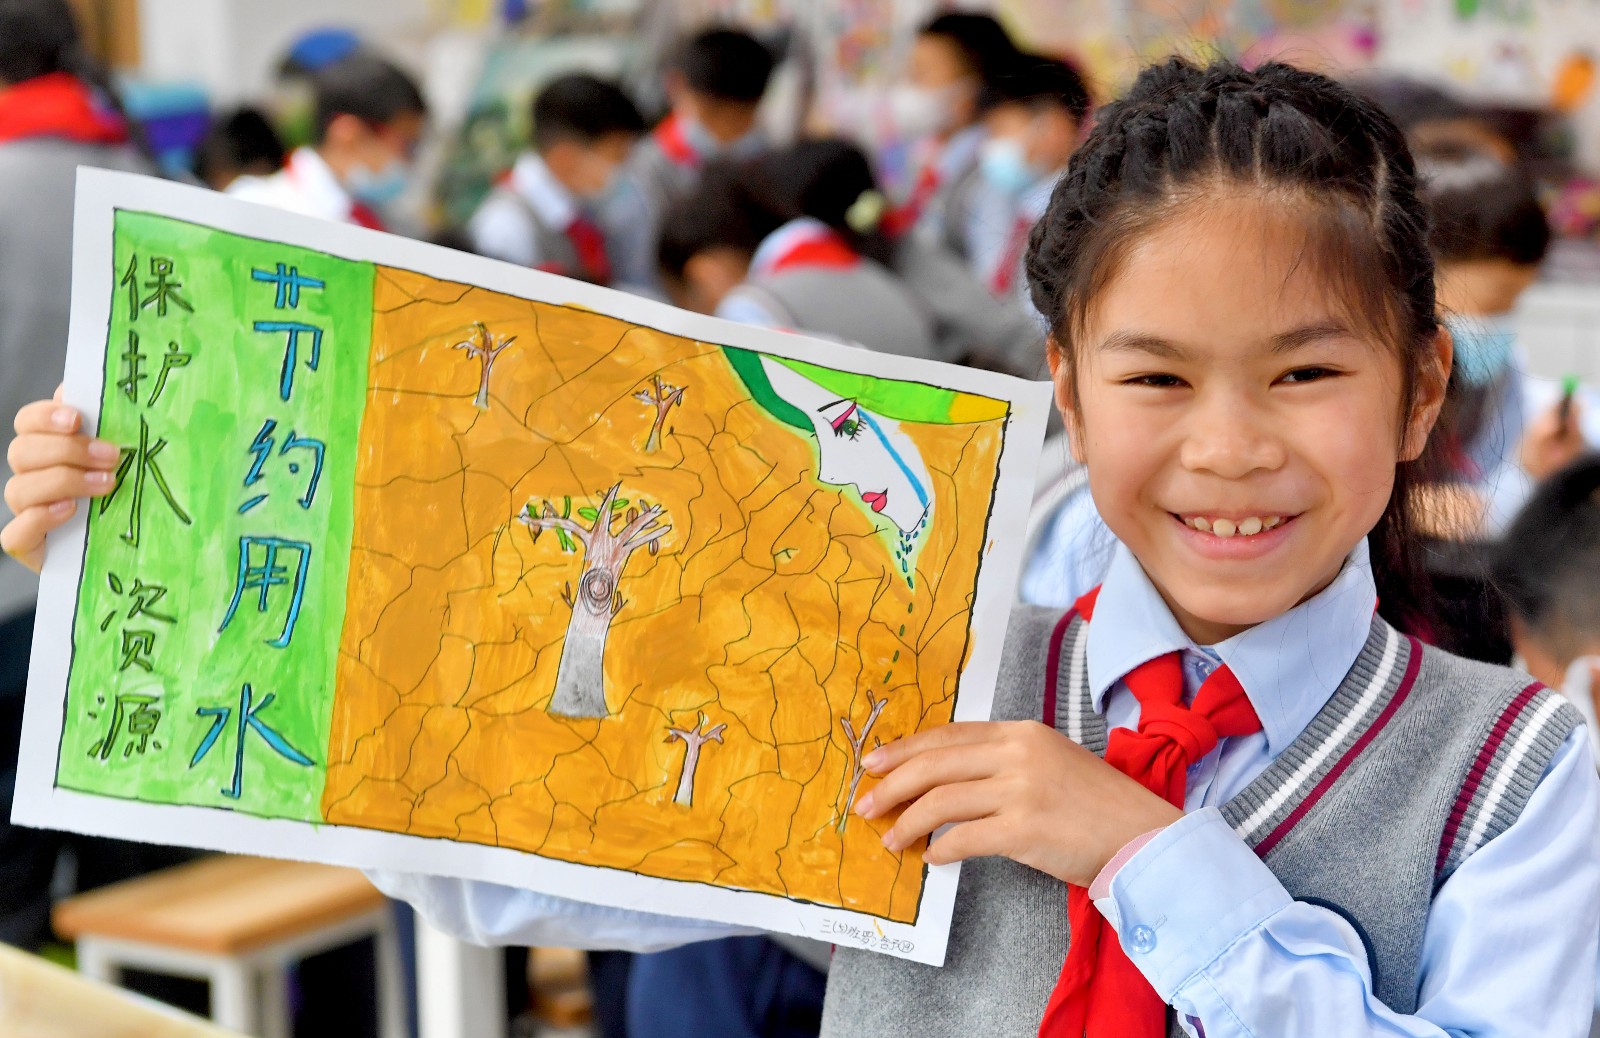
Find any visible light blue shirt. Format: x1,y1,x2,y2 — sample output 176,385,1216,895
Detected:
1087,539,1600,1037
372,543,1600,1036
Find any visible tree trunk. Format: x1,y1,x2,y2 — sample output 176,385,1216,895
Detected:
546,562,621,718
673,744,702,805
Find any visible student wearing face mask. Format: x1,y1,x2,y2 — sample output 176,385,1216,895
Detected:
606,28,775,292
467,74,645,286
969,56,1090,300
227,51,426,231
1418,138,1600,531
884,13,1017,245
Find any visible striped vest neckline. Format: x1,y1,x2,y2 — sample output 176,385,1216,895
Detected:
1042,611,1553,881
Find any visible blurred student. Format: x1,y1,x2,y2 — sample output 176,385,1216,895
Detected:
610,28,775,290
657,152,935,360
468,74,644,284
883,12,1017,244
1419,138,1600,530
764,137,1045,374
970,56,1090,299
228,51,426,231
194,107,285,191
1493,453,1600,752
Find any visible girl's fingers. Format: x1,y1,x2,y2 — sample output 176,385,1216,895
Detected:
3,467,115,515
14,398,82,436
863,720,1005,774
922,817,1010,867
1,500,76,572
883,779,1001,852
856,743,999,819
7,432,120,474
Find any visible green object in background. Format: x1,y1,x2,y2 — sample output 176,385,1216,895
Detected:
54,210,373,823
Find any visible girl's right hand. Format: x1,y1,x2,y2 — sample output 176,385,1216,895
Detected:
2,388,121,574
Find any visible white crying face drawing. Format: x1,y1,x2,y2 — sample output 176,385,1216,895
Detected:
760,357,933,535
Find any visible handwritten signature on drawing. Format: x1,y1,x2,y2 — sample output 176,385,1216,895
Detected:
818,918,915,955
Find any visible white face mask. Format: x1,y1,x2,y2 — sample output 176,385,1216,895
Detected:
887,81,969,141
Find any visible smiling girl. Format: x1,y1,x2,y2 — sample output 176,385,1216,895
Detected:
5,58,1599,1038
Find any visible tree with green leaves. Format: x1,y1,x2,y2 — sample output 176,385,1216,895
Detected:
515,483,670,718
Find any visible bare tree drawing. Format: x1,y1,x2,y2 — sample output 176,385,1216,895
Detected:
665,712,726,807
454,321,516,409
516,483,670,718
633,375,686,453
837,692,889,834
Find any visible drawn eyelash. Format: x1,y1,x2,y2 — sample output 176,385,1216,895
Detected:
829,404,861,440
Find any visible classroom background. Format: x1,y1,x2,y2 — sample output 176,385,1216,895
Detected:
6,0,1600,1036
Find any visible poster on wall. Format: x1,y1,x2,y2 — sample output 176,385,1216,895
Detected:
12,169,1051,965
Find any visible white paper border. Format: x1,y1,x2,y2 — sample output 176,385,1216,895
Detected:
14,168,1052,966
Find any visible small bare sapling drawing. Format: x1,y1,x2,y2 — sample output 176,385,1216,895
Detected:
838,692,889,834
454,321,516,409
517,483,670,718
634,375,685,453
665,712,726,807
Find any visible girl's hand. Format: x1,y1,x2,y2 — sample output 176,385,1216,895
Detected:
2,388,121,573
855,720,1182,888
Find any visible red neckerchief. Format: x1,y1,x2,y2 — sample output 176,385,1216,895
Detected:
0,72,128,146
652,112,700,169
990,213,1033,296
755,222,861,276
882,162,940,237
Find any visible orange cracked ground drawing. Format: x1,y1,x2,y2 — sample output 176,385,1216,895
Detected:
320,266,1009,923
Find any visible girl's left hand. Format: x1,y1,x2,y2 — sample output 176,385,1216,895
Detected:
855,721,1183,889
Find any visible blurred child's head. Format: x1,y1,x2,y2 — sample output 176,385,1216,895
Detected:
1026,58,1451,643
657,160,782,313
978,56,1090,197
1417,138,1549,322
0,0,79,86
665,28,774,150
893,13,1017,139
310,52,427,205
754,138,897,267
532,74,644,200
195,108,286,190
1493,453,1600,687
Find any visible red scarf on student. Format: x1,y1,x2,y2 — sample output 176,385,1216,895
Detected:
0,72,128,146
652,112,701,169
1037,586,1263,1038
753,221,861,277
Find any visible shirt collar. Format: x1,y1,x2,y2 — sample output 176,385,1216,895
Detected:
1085,538,1376,756
1021,167,1063,221
511,151,579,231
285,146,354,222
748,217,832,278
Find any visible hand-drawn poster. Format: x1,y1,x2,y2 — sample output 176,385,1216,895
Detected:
14,169,1051,965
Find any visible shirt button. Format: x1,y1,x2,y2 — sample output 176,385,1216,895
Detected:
1128,924,1157,954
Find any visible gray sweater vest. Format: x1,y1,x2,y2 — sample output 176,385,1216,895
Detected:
820,604,1582,1037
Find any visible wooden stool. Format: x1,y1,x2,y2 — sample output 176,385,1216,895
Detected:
52,855,405,1038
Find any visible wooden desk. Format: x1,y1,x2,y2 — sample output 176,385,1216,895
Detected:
52,856,403,1038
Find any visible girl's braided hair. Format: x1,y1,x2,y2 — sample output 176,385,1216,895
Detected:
1025,57,1446,636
